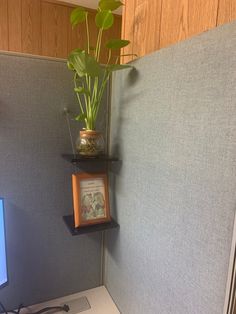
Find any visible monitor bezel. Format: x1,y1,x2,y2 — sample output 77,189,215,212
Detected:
0,197,8,289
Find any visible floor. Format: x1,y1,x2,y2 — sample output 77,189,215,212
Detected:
21,286,120,314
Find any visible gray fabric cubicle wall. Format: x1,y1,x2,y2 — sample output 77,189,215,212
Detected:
0,53,107,308
105,22,236,313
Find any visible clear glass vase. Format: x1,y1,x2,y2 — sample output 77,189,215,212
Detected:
76,130,105,157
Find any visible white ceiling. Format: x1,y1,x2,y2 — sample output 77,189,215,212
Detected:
56,0,122,14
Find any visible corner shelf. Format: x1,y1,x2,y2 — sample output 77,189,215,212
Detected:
63,215,119,236
62,154,119,165
62,154,120,236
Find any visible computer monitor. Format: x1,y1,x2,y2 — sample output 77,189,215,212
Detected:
0,198,7,288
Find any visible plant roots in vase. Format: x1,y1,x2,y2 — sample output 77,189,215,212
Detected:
76,130,105,157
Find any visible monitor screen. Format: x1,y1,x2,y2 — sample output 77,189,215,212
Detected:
0,198,7,288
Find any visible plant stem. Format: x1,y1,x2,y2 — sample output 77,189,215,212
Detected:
95,70,110,120
91,77,98,111
81,81,88,113
97,29,103,62
73,74,84,114
107,49,111,65
84,75,91,129
85,14,90,54
95,29,100,61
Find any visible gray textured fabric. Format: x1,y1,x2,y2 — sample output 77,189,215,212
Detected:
105,22,236,314
0,53,107,308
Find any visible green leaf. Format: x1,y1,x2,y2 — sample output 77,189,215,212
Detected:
75,113,87,122
99,0,123,11
67,60,74,70
107,64,133,72
106,39,130,49
74,87,90,96
95,10,114,30
67,49,83,71
70,7,87,28
68,50,101,77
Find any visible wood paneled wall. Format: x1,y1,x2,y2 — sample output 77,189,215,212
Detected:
0,0,121,62
122,0,236,63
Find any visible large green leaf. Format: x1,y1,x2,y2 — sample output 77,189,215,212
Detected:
99,0,123,11
106,39,130,49
68,50,101,77
70,7,87,28
95,10,114,30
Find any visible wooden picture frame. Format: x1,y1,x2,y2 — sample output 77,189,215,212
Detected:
72,172,111,228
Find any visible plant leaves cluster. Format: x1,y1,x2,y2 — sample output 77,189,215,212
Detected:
67,0,134,130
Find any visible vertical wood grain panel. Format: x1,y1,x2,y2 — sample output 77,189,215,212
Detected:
122,0,221,62
21,0,41,54
133,0,162,58
160,0,190,49
67,6,86,54
3,0,236,61
217,0,236,25
160,0,218,49
41,1,68,58
0,0,9,50
121,0,136,63
87,11,98,52
187,0,218,36
8,0,22,52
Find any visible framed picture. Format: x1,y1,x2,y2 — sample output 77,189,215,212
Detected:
72,172,111,228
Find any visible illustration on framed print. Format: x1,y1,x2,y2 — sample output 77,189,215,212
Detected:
72,172,111,227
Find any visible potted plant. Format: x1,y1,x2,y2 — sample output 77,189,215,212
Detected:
67,0,132,157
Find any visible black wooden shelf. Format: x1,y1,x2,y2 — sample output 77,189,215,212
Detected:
62,154,119,164
63,215,119,236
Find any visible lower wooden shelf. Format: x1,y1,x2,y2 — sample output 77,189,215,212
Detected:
63,215,119,236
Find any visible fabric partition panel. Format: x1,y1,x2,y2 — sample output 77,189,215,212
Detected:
105,21,236,314
0,52,108,309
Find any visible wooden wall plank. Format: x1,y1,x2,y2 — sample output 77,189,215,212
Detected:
0,0,9,50
8,0,22,52
160,0,191,49
187,0,218,36
217,0,236,25
3,0,236,62
160,0,218,49
21,0,41,55
0,0,121,60
41,1,68,58
121,0,136,63
122,0,219,61
133,0,162,58
86,11,98,54
67,6,86,55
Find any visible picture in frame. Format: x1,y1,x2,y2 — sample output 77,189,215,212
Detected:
72,172,111,228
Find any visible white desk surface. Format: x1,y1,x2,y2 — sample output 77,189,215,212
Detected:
21,286,120,314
